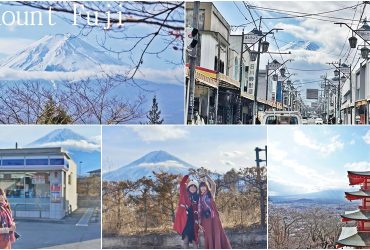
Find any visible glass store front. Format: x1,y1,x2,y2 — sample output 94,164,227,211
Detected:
0,148,77,220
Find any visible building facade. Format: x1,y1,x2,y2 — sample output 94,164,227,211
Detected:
185,2,279,124
0,147,77,219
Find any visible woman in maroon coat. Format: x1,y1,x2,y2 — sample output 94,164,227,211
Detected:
198,175,231,249
0,189,16,249
173,174,199,248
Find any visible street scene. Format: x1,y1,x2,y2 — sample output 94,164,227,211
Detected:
102,126,267,249
0,126,101,249
185,1,370,124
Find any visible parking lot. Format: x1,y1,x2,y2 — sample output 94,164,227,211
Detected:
12,207,101,249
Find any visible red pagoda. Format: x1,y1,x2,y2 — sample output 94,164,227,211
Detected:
337,171,370,248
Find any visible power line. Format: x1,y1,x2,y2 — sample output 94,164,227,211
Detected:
337,1,359,61
289,68,333,72
233,1,250,23
248,3,363,23
242,1,258,29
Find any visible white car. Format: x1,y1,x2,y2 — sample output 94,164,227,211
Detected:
315,118,323,125
302,119,308,125
262,111,302,125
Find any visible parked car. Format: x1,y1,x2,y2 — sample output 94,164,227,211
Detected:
302,118,308,125
262,111,302,125
315,118,323,125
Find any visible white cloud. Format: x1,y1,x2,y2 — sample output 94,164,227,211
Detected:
0,38,35,56
221,160,235,166
222,150,244,158
0,65,183,85
36,139,100,152
293,129,343,155
363,130,370,144
344,161,370,172
131,126,188,142
138,160,189,169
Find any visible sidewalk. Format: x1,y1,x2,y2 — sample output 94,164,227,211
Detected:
13,207,101,249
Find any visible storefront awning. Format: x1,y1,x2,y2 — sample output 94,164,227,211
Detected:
185,66,218,89
355,99,368,107
217,73,240,90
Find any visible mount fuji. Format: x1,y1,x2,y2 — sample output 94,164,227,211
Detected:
0,33,184,124
281,40,320,51
103,150,197,181
0,33,122,72
27,128,101,175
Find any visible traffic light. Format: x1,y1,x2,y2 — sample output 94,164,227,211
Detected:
187,27,199,52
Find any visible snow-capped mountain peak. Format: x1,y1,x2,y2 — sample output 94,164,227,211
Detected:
1,33,122,72
26,128,101,175
103,150,197,181
281,40,320,51
29,128,87,145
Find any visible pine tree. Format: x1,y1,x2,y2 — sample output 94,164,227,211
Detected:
147,95,164,124
38,97,72,124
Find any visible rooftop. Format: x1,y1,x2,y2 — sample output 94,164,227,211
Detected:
337,227,370,248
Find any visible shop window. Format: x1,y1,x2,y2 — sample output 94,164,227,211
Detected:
2,159,24,166
26,159,49,165
50,158,64,165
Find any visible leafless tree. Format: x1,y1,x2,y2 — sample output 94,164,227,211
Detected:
0,80,146,124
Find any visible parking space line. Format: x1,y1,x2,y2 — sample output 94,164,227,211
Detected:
76,208,93,227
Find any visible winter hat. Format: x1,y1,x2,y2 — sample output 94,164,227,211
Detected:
187,179,199,190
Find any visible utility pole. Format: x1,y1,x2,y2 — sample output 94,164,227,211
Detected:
337,59,341,124
239,30,245,123
187,1,200,124
255,146,267,227
253,17,263,124
265,60,269,112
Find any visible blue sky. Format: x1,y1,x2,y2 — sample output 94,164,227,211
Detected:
269,126,370,196
0,2,183,84
102,126,267,174
213,1,363,103
0,125,101,148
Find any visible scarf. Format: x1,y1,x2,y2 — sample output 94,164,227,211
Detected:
0,202,15,242
199,192,215,219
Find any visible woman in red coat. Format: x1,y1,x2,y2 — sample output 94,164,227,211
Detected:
173,174,199,248
0,189,16,249
198,175,231,249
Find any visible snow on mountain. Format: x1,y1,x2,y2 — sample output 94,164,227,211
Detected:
280,40,320,51
0,33,122,72
29,128,87,145
103,150,197,181
27,128,101,175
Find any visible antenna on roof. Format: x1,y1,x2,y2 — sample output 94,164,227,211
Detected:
15,142,18,149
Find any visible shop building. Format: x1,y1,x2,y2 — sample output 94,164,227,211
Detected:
0,147,77,219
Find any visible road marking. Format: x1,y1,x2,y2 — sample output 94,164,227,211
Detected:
76,208,93,227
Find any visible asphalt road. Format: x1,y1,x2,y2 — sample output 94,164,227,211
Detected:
12,207,101,249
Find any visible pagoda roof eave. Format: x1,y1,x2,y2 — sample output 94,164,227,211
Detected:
345,190,370,200
337,227,370,247
341,210,370,221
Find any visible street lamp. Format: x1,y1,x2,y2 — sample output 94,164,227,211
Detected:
261,40,270,53
272,74,278,81
360,46,369,59
334,69,339,77
280,67,286,77
286,79,292,85
340,75,347,84
250,50,258,61
349,35,357,48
